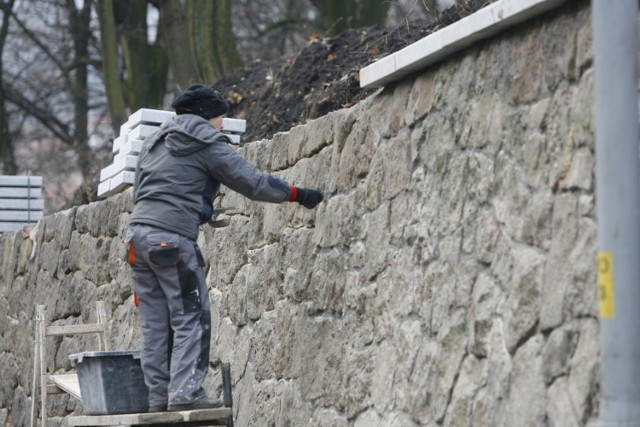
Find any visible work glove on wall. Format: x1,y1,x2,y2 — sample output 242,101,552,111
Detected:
290,186,323,209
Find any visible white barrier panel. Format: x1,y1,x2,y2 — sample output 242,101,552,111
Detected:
0,175,44,233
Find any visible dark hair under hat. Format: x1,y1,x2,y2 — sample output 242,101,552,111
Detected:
171,84,229,120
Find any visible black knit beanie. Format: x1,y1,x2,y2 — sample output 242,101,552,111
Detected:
171,84,229,120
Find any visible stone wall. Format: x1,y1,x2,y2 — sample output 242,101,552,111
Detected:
0,1,599,426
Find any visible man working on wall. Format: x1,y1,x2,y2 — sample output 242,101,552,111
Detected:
125,84,323,412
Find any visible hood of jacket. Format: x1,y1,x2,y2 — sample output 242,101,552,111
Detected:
145,113,230,157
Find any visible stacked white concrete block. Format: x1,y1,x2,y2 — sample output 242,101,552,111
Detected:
0,175,44,233
98,108,246,198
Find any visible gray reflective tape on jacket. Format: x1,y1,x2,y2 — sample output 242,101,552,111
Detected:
131,114,291,240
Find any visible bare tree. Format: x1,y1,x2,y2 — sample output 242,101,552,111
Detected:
97,0,127,133
65,0,95,183
0,0,16,174
3,0,105,199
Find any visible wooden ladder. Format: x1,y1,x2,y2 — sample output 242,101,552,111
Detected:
30,301,110,427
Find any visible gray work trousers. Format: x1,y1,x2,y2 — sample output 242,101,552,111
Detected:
126,224,211,407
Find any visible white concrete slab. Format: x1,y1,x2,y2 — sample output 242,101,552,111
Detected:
97,180,111,198
394,31,446,74
0,211,43,222
0,199,44,210
359,53,397,90
119,121,131,137
114,151,136,164
110,170,136,193
225,134,242,144
128,124,158,141
112,135,126,154
0,187,41,199
50,374,81,400
99,165,114,182
0,175,43,187
113,155,138,175
360,0,569,88
98,170,135,198
128,108,175,127
222,118,246,133
116,139,144,158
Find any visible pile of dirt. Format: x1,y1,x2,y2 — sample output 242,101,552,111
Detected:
213,6,480,143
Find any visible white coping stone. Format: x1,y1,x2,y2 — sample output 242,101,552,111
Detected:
128,124,158,141
128,108,176,127
0,199,45,210
113,150,140,164
97,180,111,198
225,134,242,144
113,150,137,163
222,118,246,133
125,110,246,134
359,54,397,90
110,170,136,192
112,135,127,154
119,109,245,138
116,139,144,158
98,170,135,198
99,164,115,182
119,121,130,137
113,155,138,174
360,0,569,88
0,210,43,222
0,176,43,187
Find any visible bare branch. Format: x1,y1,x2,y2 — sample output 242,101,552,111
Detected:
4,84,73,143
10,12,72,87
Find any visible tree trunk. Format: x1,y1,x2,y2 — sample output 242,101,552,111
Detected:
157,0,197,90
66,0,93,182
188,0,219,83
0,0,17,174
97,0,128,132
187,0,242,83
214,0,243,76
102,0,240,118
116,0,168,110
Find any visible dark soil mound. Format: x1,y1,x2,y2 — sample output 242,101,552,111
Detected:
213,6,479,143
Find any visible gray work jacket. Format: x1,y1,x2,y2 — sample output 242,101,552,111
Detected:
131,114,291,240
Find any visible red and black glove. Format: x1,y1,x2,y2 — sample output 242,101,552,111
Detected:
289,186,323,209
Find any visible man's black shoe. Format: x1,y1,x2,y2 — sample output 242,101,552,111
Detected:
148,404,167,412
167,396,223,412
